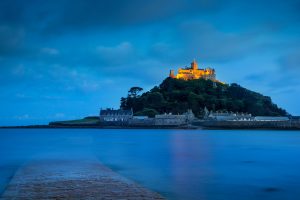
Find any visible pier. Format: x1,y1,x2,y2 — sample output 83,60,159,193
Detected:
1,159,164,200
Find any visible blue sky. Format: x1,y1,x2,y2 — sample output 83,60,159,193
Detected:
0,0,300,125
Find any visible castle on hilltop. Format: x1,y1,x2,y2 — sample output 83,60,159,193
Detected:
169,60,217,81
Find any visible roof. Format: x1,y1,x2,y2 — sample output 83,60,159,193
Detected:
100,109,133,116
290,116,300,120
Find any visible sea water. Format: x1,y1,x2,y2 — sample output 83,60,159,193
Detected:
0,129,300,200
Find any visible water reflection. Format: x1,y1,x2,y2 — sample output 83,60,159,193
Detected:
1,129,300,200
170,132,212,200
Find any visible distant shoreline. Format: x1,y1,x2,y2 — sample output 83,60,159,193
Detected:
0,125,197,129
0,124,299,130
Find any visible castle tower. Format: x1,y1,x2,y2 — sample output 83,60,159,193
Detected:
191,59,198,70
169,70,175,78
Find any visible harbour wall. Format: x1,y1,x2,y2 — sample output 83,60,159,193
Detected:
196,119,300,129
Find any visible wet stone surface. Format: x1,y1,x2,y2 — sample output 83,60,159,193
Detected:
1,159,165,200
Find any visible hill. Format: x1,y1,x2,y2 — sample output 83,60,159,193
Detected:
120,77,288,118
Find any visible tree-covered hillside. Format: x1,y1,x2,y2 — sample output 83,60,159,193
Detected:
120,77,287,117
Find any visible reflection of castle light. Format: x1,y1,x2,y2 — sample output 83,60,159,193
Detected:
169,60,218,82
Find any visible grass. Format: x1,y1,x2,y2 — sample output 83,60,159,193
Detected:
50,116,100,125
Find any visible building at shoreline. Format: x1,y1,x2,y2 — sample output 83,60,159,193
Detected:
204,108,289,122
99,108,196,126
206,111,253,121
169,60,217,81
154,109,195,126
99,108,133,123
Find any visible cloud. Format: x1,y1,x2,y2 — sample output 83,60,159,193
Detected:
0,26,25,55
54,113,65,118
14,114,30,120
0,0,25,25
148,42,183,64
279,50,300,72
244,73,266,82
41,47,59,55
37,0,224,33
176,21,262,62
0,0,227,41
11,64,26,76
96,42,135,65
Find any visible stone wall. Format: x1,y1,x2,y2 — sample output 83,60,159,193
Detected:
197,120,300,129
155,117,187,126
128,118,155,126
291,119,300,129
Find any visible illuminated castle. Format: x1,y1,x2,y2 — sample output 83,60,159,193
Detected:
169,60,217,81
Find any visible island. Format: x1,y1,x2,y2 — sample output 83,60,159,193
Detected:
45,60,300,130
1,60,298,129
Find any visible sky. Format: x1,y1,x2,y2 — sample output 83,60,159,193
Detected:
0,0,300,125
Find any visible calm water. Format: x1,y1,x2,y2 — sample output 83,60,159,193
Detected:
1,129,300,200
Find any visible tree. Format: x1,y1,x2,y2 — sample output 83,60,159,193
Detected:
135,108,158,118
128,87,143,98
120,78,288,117
120,97,127,109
